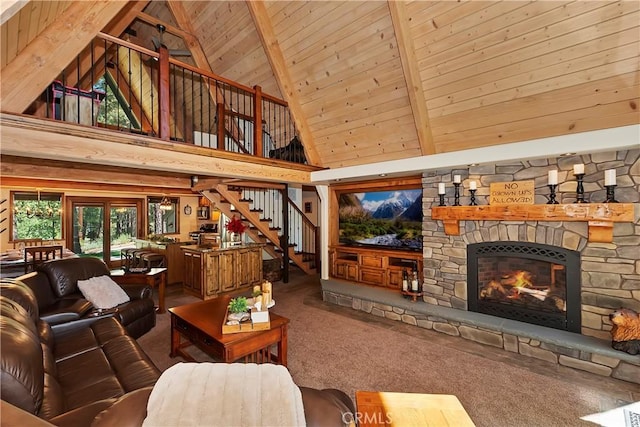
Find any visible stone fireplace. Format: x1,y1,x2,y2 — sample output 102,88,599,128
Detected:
467,241,581,333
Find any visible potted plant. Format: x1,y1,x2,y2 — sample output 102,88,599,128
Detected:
228,297,249,321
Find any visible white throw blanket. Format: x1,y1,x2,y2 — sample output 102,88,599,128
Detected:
142,363,306,427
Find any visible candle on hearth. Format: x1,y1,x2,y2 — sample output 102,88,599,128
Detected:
548,170,558,185
604,169,616,186
573,164,584,175
453,175,461,184
469,181,477,190
438,183,445,194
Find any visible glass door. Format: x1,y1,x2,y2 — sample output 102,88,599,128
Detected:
67,198,143,268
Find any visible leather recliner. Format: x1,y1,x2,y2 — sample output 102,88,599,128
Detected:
14,257,155,338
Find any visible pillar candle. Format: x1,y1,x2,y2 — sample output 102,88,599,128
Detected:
453,175,461,184
548,170,558,185
573,164,584,175
469,181,477,190
604,169,616,186
438,183,445,194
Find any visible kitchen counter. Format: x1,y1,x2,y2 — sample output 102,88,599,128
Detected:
180,242,264,253
181,243,264,299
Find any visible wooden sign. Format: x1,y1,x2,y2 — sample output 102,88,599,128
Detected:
489,181,535,205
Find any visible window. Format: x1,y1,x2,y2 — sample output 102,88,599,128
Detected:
12,191,63,240
147,197,179,235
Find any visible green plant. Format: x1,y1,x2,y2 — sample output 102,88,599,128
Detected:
228,297,248,314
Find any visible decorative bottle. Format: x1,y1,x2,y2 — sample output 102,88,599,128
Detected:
402,269,409,292
411,263,419,292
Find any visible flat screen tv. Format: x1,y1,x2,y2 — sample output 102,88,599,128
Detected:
338,188,422,252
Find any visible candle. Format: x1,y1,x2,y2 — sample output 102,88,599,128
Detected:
469,181,477,190
573,164,584,175
604,169,616,186
453,175,461,184
548,170,558,185
438,183,445,194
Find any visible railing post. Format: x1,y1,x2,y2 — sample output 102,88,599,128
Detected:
158,45,171,141
281,184,289,283
217,99,225,150
253,85,263,157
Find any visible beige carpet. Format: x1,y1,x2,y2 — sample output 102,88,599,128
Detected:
137,273,639,427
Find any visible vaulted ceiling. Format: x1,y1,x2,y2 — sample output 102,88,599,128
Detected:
1,1,639,172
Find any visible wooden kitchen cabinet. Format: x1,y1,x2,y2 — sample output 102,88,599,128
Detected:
181,244,264,299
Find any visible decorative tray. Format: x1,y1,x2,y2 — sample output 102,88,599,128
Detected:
222,307,270,334
124,267,150,274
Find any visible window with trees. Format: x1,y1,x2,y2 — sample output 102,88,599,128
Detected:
95,75,141,130
147,197,179,235
12,191,63,240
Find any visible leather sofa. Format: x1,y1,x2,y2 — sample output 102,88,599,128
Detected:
1,279,356,426
15,257,155,338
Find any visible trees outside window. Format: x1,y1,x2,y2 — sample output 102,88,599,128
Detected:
147,197,179,235
12,191,63,240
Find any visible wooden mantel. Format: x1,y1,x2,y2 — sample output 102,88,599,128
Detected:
431,204,636,243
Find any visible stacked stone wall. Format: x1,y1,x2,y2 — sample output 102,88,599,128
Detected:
421,149,640,339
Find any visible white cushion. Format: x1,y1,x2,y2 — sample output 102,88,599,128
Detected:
77,275,130,309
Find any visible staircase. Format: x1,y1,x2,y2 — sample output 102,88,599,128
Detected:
200,184,317,275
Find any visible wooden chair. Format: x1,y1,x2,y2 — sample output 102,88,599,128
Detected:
12,238,43,249
24,245,63,273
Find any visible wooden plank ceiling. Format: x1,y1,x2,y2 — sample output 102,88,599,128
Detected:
1,0,638,172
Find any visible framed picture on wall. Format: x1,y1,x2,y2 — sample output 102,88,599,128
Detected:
304,202,312,213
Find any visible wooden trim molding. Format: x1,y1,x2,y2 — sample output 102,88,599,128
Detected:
431,204,636,243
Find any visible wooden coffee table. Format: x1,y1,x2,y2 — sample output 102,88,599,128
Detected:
355,391,475,427
169,295,289,366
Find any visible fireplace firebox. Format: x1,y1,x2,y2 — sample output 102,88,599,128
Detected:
467,242,581,333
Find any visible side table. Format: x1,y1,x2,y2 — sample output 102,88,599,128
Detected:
111,267,167,313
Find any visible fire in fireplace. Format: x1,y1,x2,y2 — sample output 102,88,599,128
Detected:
467,242,581,333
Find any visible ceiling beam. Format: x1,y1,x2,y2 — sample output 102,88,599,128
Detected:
1,0,129,113
103,0,151,38
1,113,312,185
387,0,436,156
135,10,194,41
246,1,321,166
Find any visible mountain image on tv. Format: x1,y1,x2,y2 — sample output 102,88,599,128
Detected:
338,189,422,251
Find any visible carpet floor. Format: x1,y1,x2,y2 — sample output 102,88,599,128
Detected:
137,271,639,427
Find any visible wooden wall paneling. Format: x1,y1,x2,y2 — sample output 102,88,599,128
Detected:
430,55,639,119
247,0,320,166
26,1,43,41
1,1,129,113
0,0,28,25
419,2,627,81
406,1,495,42
274,2,355,53
425,25,640,100
265,1,305,29
1,16,9,67
430,73,640,135
15,1,32,53
2,7,19,67
286,6,391,82
434,98,640,153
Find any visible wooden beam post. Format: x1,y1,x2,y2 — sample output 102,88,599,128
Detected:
254,85,263,157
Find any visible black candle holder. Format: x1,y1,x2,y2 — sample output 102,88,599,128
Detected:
604,185,618,203
453,183,461,206
469,189,477,206
438,194,446,206
547,184,559,204
575,173,586,203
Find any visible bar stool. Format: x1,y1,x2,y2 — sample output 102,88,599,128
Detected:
140,252,167,269
121,248,139,270
133,250,156,268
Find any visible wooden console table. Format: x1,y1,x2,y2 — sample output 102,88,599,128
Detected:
431,203,635,243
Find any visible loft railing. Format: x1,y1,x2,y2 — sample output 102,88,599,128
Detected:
33,32,307,164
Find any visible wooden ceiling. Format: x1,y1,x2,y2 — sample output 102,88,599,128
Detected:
1,1,639,172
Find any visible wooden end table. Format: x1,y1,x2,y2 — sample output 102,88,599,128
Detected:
355,391,475,427
110,267,167,313
169,295,289,366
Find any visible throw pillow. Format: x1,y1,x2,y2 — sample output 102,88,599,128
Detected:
77,275,130,309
